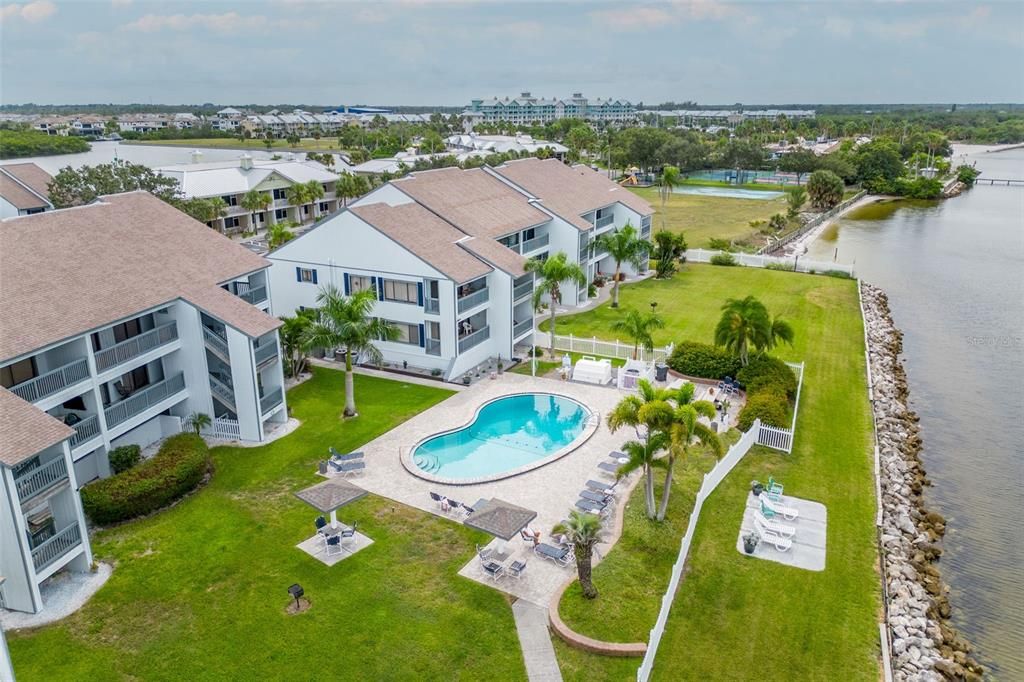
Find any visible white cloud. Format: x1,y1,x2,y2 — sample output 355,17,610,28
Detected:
111,0,133,6
119,12,317,34
824,16,853,38
1,1,57,23
591,1,741,31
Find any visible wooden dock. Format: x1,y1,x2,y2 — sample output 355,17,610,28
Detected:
974,177,1024,186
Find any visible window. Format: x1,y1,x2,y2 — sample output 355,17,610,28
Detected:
224,217,240,229
221,195,238,206
388,321,421,346
319,202,329,212
522,227,536,241
273,188,287,200
382,279,418,304
275,209,287,220
0,357,35,388
349,275,372,294
498,233,520,249
111,318,142,343
426,321,440,340
296,267,317,284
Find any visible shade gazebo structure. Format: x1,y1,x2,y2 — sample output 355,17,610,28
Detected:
464,498,537,541
294,478,367,530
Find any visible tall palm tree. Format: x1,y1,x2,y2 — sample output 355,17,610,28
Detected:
279,311,314,378
267,222,295,250
526,252,586,356
240,189,271,233
659,165,680,230
713,295,795,366
612,307,665,359
607,380,675,518
304,286,398,417
285,183,310,223
656,386,722,520
303,180,325,221
552,511,604,599
593,223,650,308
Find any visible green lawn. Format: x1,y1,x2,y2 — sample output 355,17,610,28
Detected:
8,369,525,681
509,352,626,377
630,187,788,250
124,138,348,152
545,265,879,680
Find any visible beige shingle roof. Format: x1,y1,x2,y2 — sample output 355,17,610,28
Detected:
0,191,276,362
394,167,549,239
0,387,74,467
349,202,493,284
458,237,527,278
493,158,654,230
0,174,47,211
0,163,53,202
181,284,282,338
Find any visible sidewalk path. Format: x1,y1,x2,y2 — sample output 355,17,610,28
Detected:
512,599,563,682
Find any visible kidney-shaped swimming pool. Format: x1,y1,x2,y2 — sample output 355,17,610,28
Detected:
410,393,592,482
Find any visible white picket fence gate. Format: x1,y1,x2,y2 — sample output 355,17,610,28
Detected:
201,416,241,440
532,331,673,363
685,248,856,277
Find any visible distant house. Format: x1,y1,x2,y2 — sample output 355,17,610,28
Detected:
0,163,54,218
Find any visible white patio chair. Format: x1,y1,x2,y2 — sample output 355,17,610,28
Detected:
760,494,799,521
754,510,796,538
753,517,792,552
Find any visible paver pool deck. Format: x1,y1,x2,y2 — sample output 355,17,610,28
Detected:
327,372,637,607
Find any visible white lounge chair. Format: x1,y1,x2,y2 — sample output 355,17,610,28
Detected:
760,493,799,521
754,510,796,538
754,516,793,552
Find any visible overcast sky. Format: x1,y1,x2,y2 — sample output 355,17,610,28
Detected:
1,0,1022,106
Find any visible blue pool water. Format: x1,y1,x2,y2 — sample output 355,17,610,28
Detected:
412,394,589,480
671,186,784,200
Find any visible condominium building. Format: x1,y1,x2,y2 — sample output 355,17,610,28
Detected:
444,133,568,160
0,192,288,614
464,92,636,125
156,155,341,234
267,158,652,381
0,163,54,218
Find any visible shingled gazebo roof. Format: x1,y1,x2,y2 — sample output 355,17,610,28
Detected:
294,478,367,513
464,498,537,541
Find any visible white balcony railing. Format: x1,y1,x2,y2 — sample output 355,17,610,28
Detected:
104,372,186,428
425,338,441,356
254,339,278,366
209,373,235,409
70,414,101,448
520,233,549,254
8,358,89,403
238,285,268,305
513,279,533,301
31,523,81,573
260,387,283,413
458,326,490,354
15,457,68,501
94,322,178,372
457,288,489,313
513,319,533,339
595,214,615,230
203,326,230,358
424,298,440,315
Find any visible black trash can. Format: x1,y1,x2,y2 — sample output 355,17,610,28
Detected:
655,364,669,382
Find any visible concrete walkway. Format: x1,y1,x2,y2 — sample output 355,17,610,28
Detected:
307,357,466,391
512,599,563,682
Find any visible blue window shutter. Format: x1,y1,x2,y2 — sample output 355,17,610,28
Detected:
311,269,318,285
343,273,350,295
417,282,424,307
419,324,425,348
295,266,302,282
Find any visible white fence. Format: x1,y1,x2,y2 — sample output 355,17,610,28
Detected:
636,422,761,681
759,190,867,256
201,416,241,440
532,331,673,363
751,360,804,454
685,248,856,277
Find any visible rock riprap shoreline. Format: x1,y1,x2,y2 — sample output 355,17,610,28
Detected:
862,284,984,681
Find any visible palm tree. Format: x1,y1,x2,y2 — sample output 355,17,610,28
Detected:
303,180,325,221
279,310,314,378
240,189,271,234
713,295,794,366
612,307,665,359
607,380,675,518
593,224,650,308
552,511,604,599
285,183,310,223
267,222,295,250
656,386,722,520
304,286,398,417
185,412,212,435
659,165,680,230
526,252,586,356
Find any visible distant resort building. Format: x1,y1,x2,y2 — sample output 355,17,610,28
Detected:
464,92,636,125
640,109,817,129
445,134,568,160
0,163,53,218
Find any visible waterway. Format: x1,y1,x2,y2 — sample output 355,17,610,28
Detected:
0,140,282,174
807,146,1024,677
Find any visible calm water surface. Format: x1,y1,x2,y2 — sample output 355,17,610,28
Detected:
808,147,1024,677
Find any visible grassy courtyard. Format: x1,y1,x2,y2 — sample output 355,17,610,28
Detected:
546,264,879,680
124,137,348,152
8,369,525,681
629,187,788,250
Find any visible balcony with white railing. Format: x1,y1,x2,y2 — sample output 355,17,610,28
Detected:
94,322,179,373
513,277,534,302
104,372,186,428
202,325,230,358
595,214,615,230
8,358,90,403
209,373,235,409
31,522,82,573
425,338,441,356
520,233,549,254
69,414,101,449
457,287,489,313
513,319,533,339
238,285,268,305
458,326,490,354
254,339,279,366
260,387,283,414
15,457,68,502
424,298,440,315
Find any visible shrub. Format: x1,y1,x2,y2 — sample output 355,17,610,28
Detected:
736,356,798,399
807,170,844,209
737,390,790,431
667,341,741,380
108,444,141,475
823,269,853,279
710,252,737,267
765,262,795,272
707,238,732,251
81,433,210,525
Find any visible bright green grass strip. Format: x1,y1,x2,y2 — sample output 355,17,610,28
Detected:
548,264,879,680
9,368,525,682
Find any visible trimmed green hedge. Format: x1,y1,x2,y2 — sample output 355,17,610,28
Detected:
108,444,141,474
737,389,790,431
736,356,798,400
666,341,742,380
81,433,210,525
